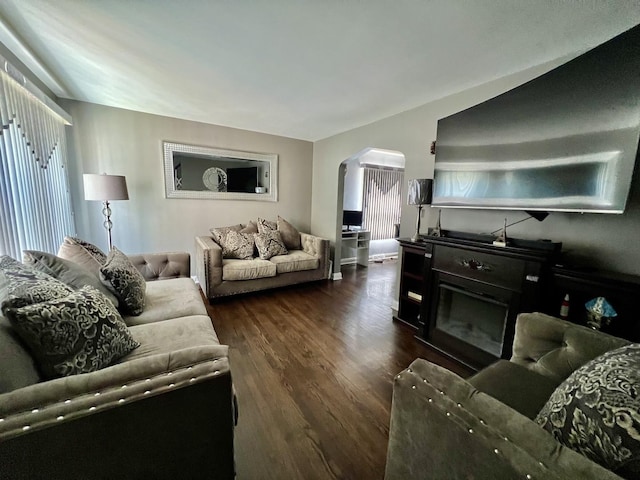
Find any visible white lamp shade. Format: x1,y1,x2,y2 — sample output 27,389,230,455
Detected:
83,174,129,201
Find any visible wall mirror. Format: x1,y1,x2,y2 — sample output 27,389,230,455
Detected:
163,141,278,201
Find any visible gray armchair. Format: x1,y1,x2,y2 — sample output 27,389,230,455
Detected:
385,312,630,480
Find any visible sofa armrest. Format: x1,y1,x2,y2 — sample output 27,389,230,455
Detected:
385,359,621,480
300,232,330,279
195,236,223,298
510,312,629,383
128,251,190,281
0,344,229,440
0,346,235,479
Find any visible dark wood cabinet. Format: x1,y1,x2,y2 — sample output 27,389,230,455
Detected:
543,266,640,342
394,241,432,330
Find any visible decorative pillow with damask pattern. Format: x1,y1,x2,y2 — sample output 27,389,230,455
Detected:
220,230,255,260
99,247,147,316
209,224,244,246
0,255,73,309
2,286,139,379
254,231,288,260
257,218,277,234
535,343,640,477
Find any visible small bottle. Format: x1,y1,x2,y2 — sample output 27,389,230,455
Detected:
560,294,570,320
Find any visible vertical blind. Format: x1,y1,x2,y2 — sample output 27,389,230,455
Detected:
362,166,404,240
0,65,75,260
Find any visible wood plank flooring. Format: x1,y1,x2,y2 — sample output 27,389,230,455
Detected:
206,260,471,480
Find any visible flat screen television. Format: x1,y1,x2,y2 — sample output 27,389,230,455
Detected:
343,210,363,231
432,25,640,214
226,166,258,193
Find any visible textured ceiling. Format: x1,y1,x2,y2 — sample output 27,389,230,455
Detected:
1,0,639,141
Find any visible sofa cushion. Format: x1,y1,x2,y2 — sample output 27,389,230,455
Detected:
254,231,288,260
277,216,301,250
2,286,139,379
257,217,277,233
123,315,220,363
0,315,41,393
23,250,119,308
269,250,319,274
0,255,73,308
468,360,561,420
219,230,255,260
57,236,106,276
100,247,147,316
535,343,640,477
122,277,208,326
222,258,277,281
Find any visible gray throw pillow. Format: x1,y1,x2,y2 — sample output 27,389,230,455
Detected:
99,247,146,316
221,230,255,260
254,231,288,260
535,343,640,477
257,217,277,234
23,250,119,308
57,236,107,276
240,221,258,234
277,216,301,250
0,255,74,309
2,286,139,379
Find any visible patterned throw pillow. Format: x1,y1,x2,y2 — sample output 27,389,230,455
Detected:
210,224,244,247
221,231,255,260
257,218,277,234
0,255,73,309
23,250,119,308
535,343,640,476
57,236,107,276
99,247,147,316
2,286,139,379
277,216,301,250
254,231,288,260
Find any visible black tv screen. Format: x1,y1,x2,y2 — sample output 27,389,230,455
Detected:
227,167,258,193
343,210,363,229
433,25,640,214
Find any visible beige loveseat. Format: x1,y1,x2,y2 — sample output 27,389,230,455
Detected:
196,231,330,300
0,250,235,480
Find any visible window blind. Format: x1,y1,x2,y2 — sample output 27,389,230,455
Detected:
362,166,404,241
0,63,75,260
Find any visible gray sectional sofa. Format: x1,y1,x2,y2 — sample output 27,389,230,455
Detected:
0,249,235,480
385,312,634,480
196,231,330,300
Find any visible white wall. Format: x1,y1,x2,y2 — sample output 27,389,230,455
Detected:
312,57,640,275
63,101,313,266
343,162,363,211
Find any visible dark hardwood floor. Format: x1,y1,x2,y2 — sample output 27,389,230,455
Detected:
206,260,470,480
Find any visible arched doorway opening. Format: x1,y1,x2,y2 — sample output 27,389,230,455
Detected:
333,148,406,279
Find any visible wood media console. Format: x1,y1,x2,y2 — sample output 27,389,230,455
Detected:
396,231,640,371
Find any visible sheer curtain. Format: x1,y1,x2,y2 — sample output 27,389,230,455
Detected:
0,62,75,260
362,166,404,240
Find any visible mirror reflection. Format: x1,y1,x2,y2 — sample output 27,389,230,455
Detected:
163,142,278,201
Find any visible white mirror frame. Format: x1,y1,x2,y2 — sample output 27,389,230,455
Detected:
163,141,278,201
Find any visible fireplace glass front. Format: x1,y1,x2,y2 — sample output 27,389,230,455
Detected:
434,283,508,358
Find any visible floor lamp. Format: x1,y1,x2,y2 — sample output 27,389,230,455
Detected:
83,173,129,250
407,178,433,242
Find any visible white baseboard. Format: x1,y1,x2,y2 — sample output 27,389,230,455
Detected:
391,300,399,312
331,272,343,281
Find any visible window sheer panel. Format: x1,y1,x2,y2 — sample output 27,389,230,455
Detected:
0,68,74,260
362,167,404,241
